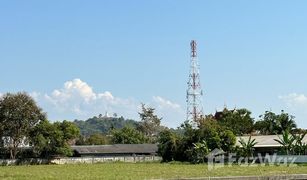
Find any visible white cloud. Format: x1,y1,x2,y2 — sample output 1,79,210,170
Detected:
279,93,307,128
153,96,181,110
151,96,185,127
34,78,139,120
30,79,184,127
279,93,307,107
29,92,41,101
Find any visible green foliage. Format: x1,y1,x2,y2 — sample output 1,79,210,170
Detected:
277,110,297,133
292,132,307,155
219,130,236,153
255,110,297,135
238,136,258,158
216,108,254,135
192,140,209,163
137,104,163,143
274,130,295,155
274,130,307,155
157,130,180,162
0,92,46,159
158,119,236,163
111,126,148,144
74,116,138,136
55,120,80,143
83,133,109,145
198,123,221,150
198,118,236,153
30,120,80,157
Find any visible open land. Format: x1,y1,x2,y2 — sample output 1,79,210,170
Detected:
1,162,307,180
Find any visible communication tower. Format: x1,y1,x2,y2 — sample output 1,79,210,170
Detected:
186,40,204,124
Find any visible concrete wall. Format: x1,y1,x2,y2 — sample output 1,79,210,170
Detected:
0,155,162,166
51,155,161,165
0,158,49,166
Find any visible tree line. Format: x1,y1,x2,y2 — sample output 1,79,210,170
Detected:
0,92,164,159
0,92,79,159
158,109,304,162
0,92,305,162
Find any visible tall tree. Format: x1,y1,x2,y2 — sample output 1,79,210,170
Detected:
254,111,278,135
86,133,109,145
216,108,254,135
255,110,297,135
111,126,148,144
158,129,180,162
276,110,297,133
0,92,46,159
137,104,162,142
30,120,80,157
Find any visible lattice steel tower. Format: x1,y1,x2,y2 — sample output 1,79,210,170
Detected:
186,40,203,124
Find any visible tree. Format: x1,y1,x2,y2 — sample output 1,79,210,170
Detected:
293,132,307,155
220,130,236,153
238,136,258,158
198,117,236,152
111,126,148,144
161,119,237,163
137,104,162,142
54,120,80,146
175,121,198,162
255,110,297,135
198,122,222,151
30,120,80,157
276,110,297,133
0,92,46,159
216,108,254,135
254,111,277,135
74,116,138,137
192,140,209,163
86,133,109,145
274,130,295,155
158,129,180,162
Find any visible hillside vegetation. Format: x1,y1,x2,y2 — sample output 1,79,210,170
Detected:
73,116,139,136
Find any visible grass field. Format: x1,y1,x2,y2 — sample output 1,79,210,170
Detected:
0,162,307,180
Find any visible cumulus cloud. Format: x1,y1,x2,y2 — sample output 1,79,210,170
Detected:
151,96,185,127
30,78,184,127
279,93,307,107
279,93,307,128
152,96,181,110
33,78,138,120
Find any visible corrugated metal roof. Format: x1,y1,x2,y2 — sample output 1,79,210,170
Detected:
236,135,307,148
72,144,158,154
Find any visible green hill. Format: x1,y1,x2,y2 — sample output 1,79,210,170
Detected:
74,116,139,136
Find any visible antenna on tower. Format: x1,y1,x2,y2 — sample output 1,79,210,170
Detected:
186,40,204,125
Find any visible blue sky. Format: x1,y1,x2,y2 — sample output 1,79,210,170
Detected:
1,1,307,128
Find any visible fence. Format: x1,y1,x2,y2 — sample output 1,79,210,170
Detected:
0,155,162,166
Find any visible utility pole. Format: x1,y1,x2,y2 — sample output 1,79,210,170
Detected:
186,40,204,125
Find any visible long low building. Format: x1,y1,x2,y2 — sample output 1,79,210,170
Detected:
236,135,307,154
72,135,303,157
72,144,158,157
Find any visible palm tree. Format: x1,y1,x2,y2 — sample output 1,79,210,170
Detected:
239,136,258,158
293,132,307,155
274,130,295,155
276,110,297,133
